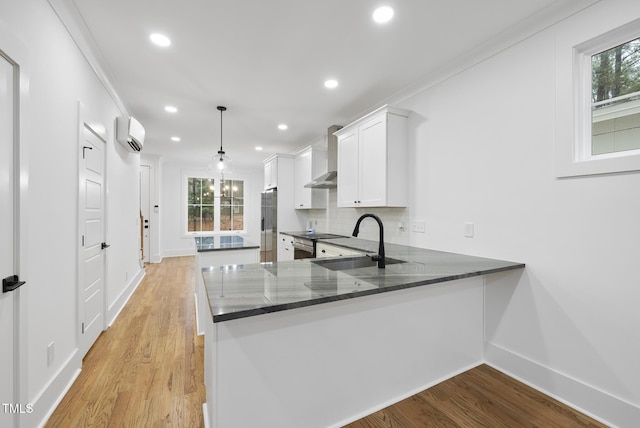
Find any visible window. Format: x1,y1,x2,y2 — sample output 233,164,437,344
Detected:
219,180,244,231
555,17,640,177
185,175,244,234
187,177,215,232
591,37,640,156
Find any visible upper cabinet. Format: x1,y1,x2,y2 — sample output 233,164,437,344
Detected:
263,154,302,239
294,142,328,209
335,105,411,208
263,155,279,190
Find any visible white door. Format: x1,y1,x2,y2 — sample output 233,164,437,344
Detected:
140,165,150,262
79,125,106,357
0,50,18,428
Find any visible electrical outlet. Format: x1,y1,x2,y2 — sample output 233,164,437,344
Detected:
412,221,426,233
47,342,55,367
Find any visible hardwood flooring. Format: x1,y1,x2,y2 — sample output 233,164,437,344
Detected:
345,365,607,428
45,256,205,428
46,256,606,428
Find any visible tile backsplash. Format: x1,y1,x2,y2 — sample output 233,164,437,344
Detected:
305,189,410,245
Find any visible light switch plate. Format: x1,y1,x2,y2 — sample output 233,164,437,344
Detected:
464,222,474,238
47,342,55,366
412,221,426,233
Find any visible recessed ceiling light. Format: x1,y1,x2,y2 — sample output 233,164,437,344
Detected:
373,6,394,23
164,105,178,113
278,124,288,130
255,146,263,151
324,79,339,89
171,136,181,142
150,33,171,47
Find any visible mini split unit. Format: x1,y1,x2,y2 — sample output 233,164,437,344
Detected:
116,116,145,152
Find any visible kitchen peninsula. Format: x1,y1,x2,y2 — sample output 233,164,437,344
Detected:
201,238,524,428
193,235,259,335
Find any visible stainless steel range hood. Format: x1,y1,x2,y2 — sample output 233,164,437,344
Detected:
304,170,337,189
304,125,341,189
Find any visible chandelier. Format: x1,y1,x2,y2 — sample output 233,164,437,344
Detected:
209,105,233,177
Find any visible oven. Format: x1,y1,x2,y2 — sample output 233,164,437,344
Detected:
290,233,349,259
292,236,315,259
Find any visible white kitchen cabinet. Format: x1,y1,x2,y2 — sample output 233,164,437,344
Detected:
263,155,278,190
278,233,295,261
294,144,327,209
335,105,411,207
315,242,364,258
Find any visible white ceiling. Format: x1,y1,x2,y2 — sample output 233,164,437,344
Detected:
56,0,583,169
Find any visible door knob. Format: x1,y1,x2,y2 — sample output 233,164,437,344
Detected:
101,242,111,250
3,275,25,293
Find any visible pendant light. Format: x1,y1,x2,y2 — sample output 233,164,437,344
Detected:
209,105,233,176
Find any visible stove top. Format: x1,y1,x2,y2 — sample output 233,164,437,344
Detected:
286,232,348,241
312,233,349,239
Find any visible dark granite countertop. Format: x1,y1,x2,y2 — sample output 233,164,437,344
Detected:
194,235,259,252
202,238,524,323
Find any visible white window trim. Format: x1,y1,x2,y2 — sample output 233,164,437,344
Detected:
555,16,640,178
181,169,247,237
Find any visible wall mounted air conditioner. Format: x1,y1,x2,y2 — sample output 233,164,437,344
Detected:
116,116,145,152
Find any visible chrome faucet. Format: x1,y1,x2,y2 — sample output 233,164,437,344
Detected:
352,213,386,268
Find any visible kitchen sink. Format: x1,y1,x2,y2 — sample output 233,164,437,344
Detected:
311,256,405,271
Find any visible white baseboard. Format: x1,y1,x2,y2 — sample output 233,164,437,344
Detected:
485,342,637,428
107,267,145,327
202,403,210,428
194,292,204,336
162,248,196,258
26,350,81,428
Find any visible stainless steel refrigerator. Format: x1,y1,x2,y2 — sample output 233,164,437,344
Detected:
260,189,277,262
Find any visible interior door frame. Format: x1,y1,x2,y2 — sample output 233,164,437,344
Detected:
0,23,30,427
76,102,108,357
140,164,151,263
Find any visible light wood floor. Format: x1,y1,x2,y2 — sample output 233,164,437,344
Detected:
46,256,206,427
345,364,607,428
46,256,607,428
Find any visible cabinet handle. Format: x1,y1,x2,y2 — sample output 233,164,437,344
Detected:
321,249,326,253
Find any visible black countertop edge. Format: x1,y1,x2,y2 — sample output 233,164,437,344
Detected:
211,262,525,323
279,231,307,237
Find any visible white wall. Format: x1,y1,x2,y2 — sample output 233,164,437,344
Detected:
0,1,143,426
160,158,263,258
306,192,410,244
390,0,640,425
